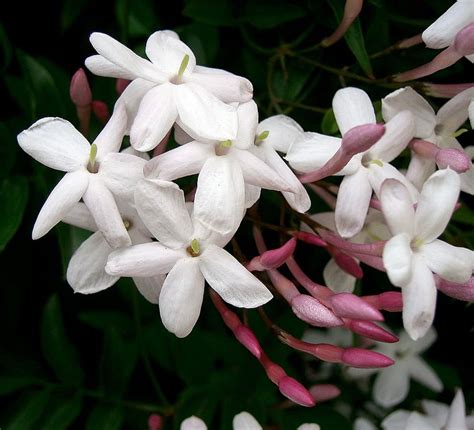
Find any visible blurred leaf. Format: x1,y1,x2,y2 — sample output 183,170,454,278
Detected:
452,205,474,226
0,373,42,396
86,404,124,430
366,6,389,53
41,295,85,386
60,0,88,31
183,0,236,26
79,310,134,335
116,0,158,38
6,389,51,430
327,0,373,77
272,59,313,102
0,21,12,70
4,75,35,118
56,223,91,277
177,23,219,65
0,176,28,252
0,123,17,178
41,393,83,430
321,108,339,135
243,0,306,29
429,360,461,390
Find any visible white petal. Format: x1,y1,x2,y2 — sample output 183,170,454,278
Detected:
381,410,411,430
382,87,436,138
186,66,253,103
94,102,127,158
379,178,415,236
422,400,449,425
62,202,97,232
414,168,460,242
106,242,185,277
99,152,146,200
368,110,415,162
193,156,245,236
405,413,441,430
85,55,136,80
180,416,207,430
407,356,443,392
422,2,474,49
446,390,468,430
407,327,437,355
199,244,273,307
469,99,474,128
369,162,419,203
244,184,261,209
175,83,237,141
436,87,474,134
406,153,437,191
18,118,89,172
297,425,320,430
420,239,472,283
174,124,194,144
33,170,89,239
257,114,304,153
335,168,372,238
130,83,178,151
332,87,376,136
373,364,410,408
354,418,377,430
89,32,166,83
145,30,196,75
323,258,356,293
233,100,258,149
159,257,205,338
133,275,165,304
232,412,263,430
383,234,413,287
459,165,474,195
402,254,437,341
83,175,131,248
67,231,118,294
134,179,193,248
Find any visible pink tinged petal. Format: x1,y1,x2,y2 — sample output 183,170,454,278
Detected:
420,239,472,284
446,390,468,430
323,259,356,293
290,295,343,327
373,364,410,407
180,416,207,430
89,32,166,83
194,156,245,236
135,179,193,248
244,184,261,209
145,31,196,75
106,242,185,277
18,118,90,172
380,179,415,236
368,111,415,162
257,114,304,154
407,356,443,392
233,100,258,149
335,167,372,238
414,168,460,242
175,83,238,141
133,275,165,304
67,231,118,294
383,234,413,287
406,153,437,190
130,83,178,152
93,102,127,158
422,2,474,49
332,87,376,136
144,140,213,180
62,202,97,232
382,87,436,138
199,245,273,307
99,152,146,200
232,412,263,430
85,55,136,80
33,170,89,239
186,65,253,103
159,257,205,338
402,254,437,341
83,175,130,248
436,87,474,134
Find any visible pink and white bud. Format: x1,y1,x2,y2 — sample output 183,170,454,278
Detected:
330,293,384,321
279,331,343,362
248,238,297,271
279,376,316,407
322,0,364,47
436,148,471,173
70,68,92,107
291,294,344,327
309,384,341,403
235,325,263,358
346,320,398,343
454,22,474,56
423,82,474,99
436,275,474,302
148,414,163,430
332,249,364,278
341,348,394,368
116,78,130,95
92,100,110,123
293,231,327,247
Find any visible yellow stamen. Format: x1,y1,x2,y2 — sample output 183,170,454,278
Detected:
89,144,98,169
369,159,383,167
177,54,190,81
453,128,468,138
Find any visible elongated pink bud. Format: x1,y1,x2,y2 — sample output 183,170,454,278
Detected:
268,269,300,302
291,295,344,327
248,238,297,271
92,100,110,123
330,293,384,321
423,82,474,99
350,252,385,271
148,414,163,430
332,249,364,278
279,376,315,407
436,148,471,173
279,331,344,362
260,353,286,384
341,348,394,368
235,325,262,358
454,22,474,56
309,384,341,402
116,78,130,95
318,229,385,256
322,0,364,47
435,275,474,302
397,34,423,49
363,291,403,312
347,320,398,343
70,68,92,107
293,231,327,247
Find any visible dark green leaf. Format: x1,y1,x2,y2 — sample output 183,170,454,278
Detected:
0,122,17,178
0,176,28,252
41,295,85,386
86,404,124,430
60,0,88,31
115,0,159,38
41,393,83,430
0,374,42,396
183,0,235,26
56,223,92,277
0,21,12,70
79,310,134,334
177,23,220,65
321,108,340,135
272,59,314,102
6,389,51,430
243,0,306,29
4,75,35,118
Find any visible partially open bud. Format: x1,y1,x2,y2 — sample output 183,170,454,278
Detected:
247,238,297,271
423,82,474,99
341,348,394,368
321,0,363,48
454,22,474,56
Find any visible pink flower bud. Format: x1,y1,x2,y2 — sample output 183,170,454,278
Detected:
235,325,262,358
341,348,394,368
293,231,327,247
330,293,384,321
341,123,385,156
248,238,297,271
347,320,398,343
364,291,403,312
332,250,364,279
291,295,344,327
70,68,92,107
423,82,474,99
260,354,286,384
148,414,163,430
312,343,343,362
116,78,130,95
322,0,363,47
436,148,471,173
309,384,341,402
92,100,110,124
435,275,474,302
279,376,315,407
454,22,474,56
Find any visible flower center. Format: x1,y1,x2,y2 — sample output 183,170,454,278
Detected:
254,130,269,146
186,238,201,257
123,219,132,230
215,140,232,156
362,154,383,168
410,237,424,250
87,144,99,173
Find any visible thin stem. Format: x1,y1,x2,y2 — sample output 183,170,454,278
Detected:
277,99,327,114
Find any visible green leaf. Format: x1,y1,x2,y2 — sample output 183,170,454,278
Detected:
272,59,314,102
79,310,134,334
327,0,373,77
321,108,340,135
6,389,52,430
4,74,35,119
56,223,92,277
0,122,17,178
60,0,88,31
41,295,85,386
115,0,159,38
183,0,236,26
177,23,220,65
0,373,42,396
86,404,124,430
243,0,306,29
0,176,29,252
41,393,83,430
